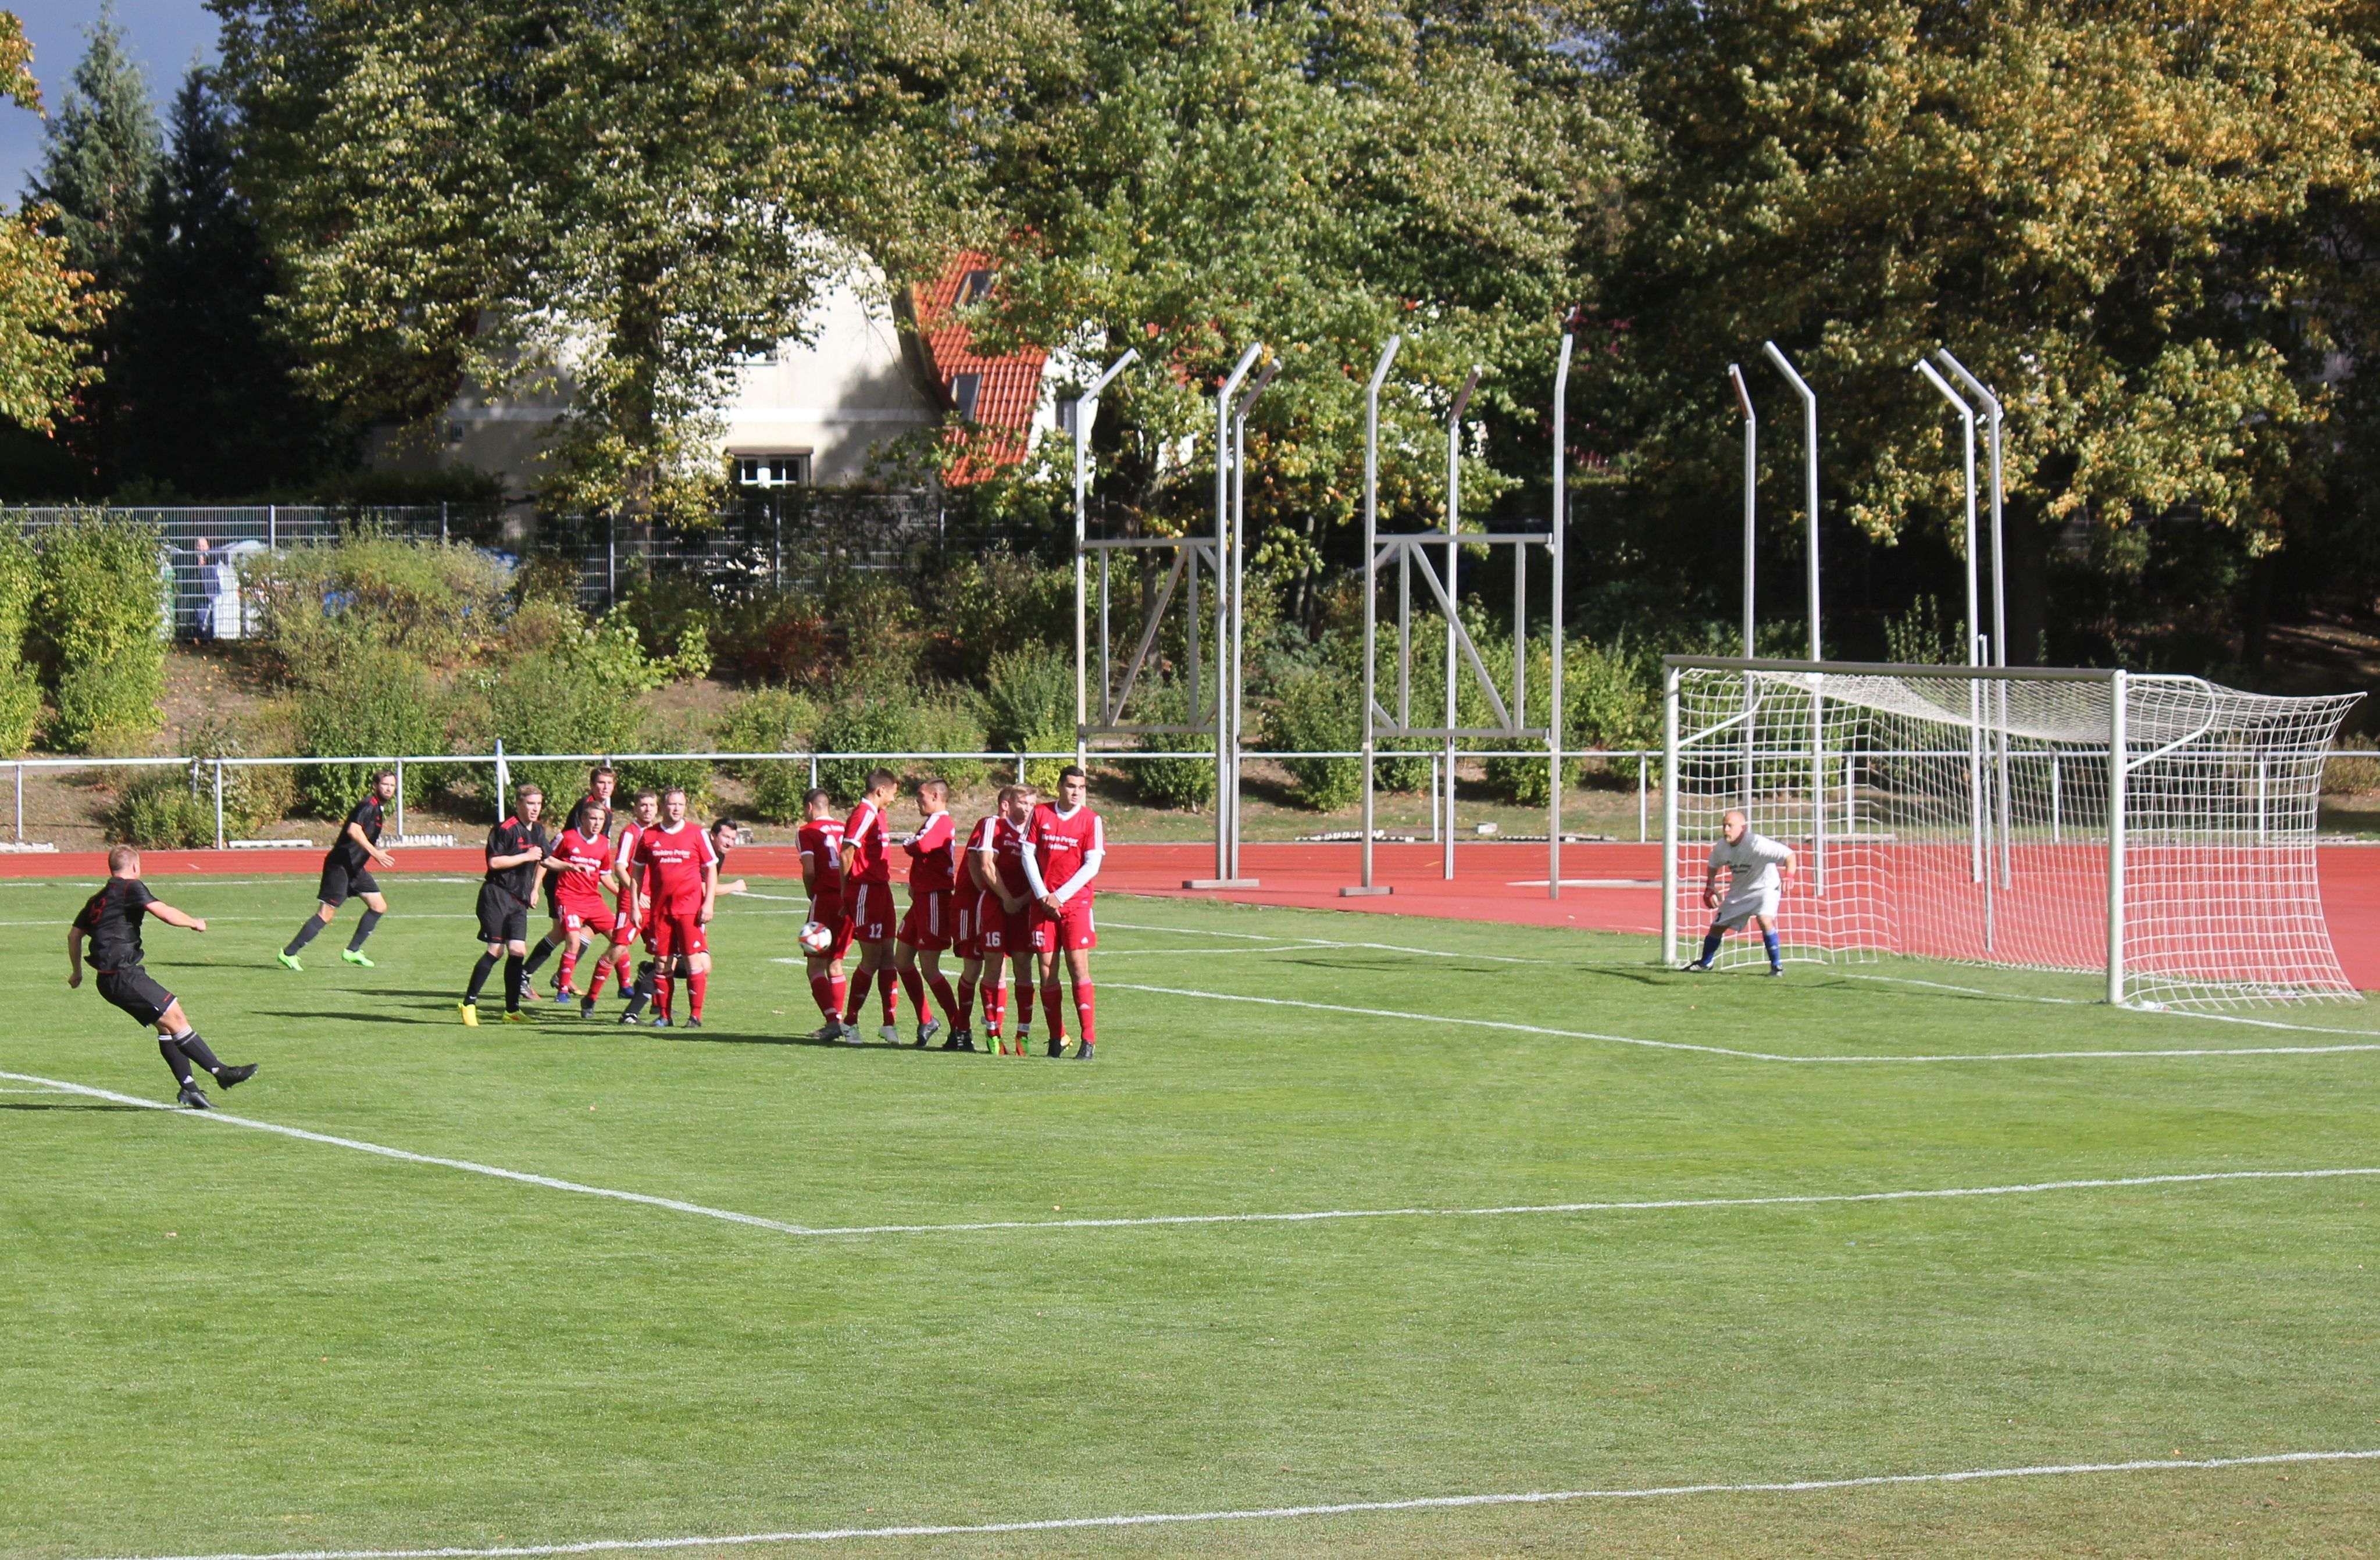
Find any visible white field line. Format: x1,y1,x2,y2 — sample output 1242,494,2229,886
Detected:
72,1448,2380,1560
5,1068,2371,1239
1109,981,2380,1061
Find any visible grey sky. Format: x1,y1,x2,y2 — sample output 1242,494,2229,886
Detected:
5,0,220,199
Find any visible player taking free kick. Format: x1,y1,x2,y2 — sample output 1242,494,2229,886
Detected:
71,846,256,1108
1685,808,1797,976
893,779,964,1048
1025,765,1105,1059
277,768,398,969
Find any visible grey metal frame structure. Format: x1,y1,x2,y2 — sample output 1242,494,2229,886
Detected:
1346,333,1569,898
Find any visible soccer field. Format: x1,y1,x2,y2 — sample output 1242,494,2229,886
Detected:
4,874,2378,1558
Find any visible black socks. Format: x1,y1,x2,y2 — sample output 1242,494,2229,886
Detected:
285,917,325,957
158,1036,195,1087
348,909,381,951
173,1029,224,1075
504,954,526,1012
621,961,655,1020
466,951,499,1002
522,937,558,977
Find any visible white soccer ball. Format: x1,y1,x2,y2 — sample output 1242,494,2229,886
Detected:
798,920,834,955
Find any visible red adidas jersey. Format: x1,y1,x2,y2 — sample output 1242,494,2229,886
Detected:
905,811,958,893
1030,803,1105,897
843,799,892,884
958,815,997,902
549,827,615,914
990,813,1034,899
633,820,718,910
798,818,845,908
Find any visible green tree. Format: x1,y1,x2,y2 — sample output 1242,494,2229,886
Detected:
1595,0,2380,662
113,69,338,497
0,11,104,443
215,0,905,519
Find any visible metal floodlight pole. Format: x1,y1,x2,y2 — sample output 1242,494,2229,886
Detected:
1939,347,2014,887
1352,336,1403,895
1916,358,1986,892
1442,365,1482,881
1074,348,1139,774
1212,342,1264,884
1548,331,1574,902
1762,341,1823,894
1728,364,1757,658
1228,356,1280,881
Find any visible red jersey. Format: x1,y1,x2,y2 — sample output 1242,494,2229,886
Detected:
958,816,997,900
905,811,958,894
614,820,652,910
633,820,718,910
990,813,1034,899
1030,803,1105,899
798,818,845,908
843,799,893,884
548,827,615,913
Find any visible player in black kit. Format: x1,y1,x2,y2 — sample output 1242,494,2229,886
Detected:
69,845,256,1108
460,783,549,1026
278,769,399,970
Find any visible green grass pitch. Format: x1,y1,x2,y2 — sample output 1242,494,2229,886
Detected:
3,873,2378,1558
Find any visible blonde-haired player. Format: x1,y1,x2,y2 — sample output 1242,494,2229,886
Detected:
1685,808,1796,976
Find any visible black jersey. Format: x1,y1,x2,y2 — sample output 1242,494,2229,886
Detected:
331,794,386,872
74,877,156,972
484,816,549,904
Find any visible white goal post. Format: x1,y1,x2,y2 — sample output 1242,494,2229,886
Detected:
1660,656,2364,1009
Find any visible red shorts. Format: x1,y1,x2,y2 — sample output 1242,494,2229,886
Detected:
979,902,1035,956
898,889,952,952
952,891,985,960
650,907,709,960
1030,895,1097,952
558,901,618,938
806,903,854,962
850,880,896,944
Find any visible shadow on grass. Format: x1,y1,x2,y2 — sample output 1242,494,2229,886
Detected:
258,1009,437,1027
0,1101,152,1112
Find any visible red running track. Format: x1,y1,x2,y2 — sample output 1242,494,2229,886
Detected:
9,839,2377,991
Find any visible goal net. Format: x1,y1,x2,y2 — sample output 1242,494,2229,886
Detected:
1662,659,2363,1009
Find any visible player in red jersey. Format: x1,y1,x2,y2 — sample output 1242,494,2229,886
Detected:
613,790,660,1019
837,768,904,1044
976,783,1040,1053
1025,765,1105,1059
892,779,964,1048
537,800,625,1014
795,788,853,1040
946,800,1001,1052
630,786,719,1027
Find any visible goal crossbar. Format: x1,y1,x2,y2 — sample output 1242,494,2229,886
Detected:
1661,657,2363,1009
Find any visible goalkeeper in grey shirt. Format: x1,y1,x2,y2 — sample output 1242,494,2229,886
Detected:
1685,809,1797,976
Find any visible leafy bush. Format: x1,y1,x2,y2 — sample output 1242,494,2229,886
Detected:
55,641,167,754
717,686,822,821
612,569,718,670
926,548,1072,682
620,708,718,813
469,649,647,804
2327,735,2380,795
814,692,914,805
1132,677,1213,810
0,533,37,754
714,588,831,684
984,644,1075,793
183,715,298,836
294,644,454,816
28,516,167,753
1265,664,1362,811
242,534,511,668
112,765,214,848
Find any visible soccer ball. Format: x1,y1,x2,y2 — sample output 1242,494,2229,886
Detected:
798,920,834,955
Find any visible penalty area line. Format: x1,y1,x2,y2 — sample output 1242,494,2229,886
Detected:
74,1449,2380,1560
1107,982,2380,1062
1,1069,2371,1240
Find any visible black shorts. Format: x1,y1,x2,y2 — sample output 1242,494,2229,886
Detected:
319,859,380,907
96,967,174,1027
476,883,530,945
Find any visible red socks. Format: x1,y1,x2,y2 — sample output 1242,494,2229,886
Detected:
845,968,898,1027
586,958,610,1002
1040,982,1067,1041
655,973,673,1022
809,973,837,1020
1072,979,1096,1045
983,980,1005,1036
955,975,979,1033
926,972,959,1032
688,970,706,1022
898,965,933,1026
557,949,579,994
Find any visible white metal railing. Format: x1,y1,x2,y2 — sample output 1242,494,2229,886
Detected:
2,745,1674,851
